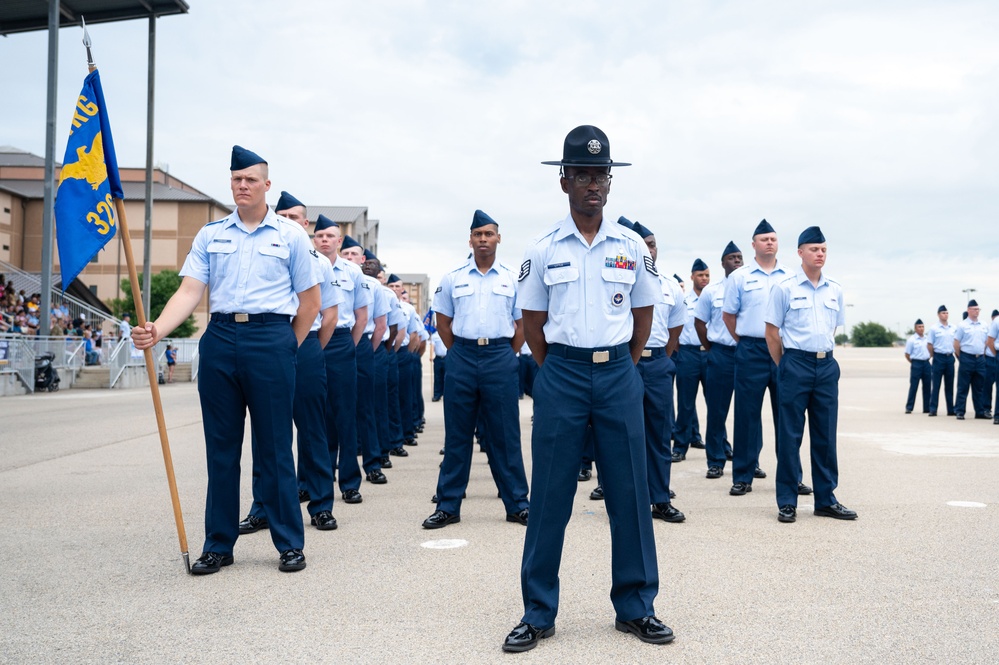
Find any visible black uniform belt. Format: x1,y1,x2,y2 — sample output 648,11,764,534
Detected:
680,344,706,351
548,342,630,364
453,336,511,347
641,347,666,358
305,330,319,339
739,335,766,343
334,327,352,336
211,312,291,324
961,353,984,359
785,347,833,360
933,351,953,356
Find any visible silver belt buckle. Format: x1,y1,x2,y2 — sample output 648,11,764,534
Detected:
816,351,827,359
641,349,652,358
700,345,706,351
234,313,249,323
592,350,610,363
477,338,489,346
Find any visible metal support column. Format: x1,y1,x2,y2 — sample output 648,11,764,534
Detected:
39,0,60,337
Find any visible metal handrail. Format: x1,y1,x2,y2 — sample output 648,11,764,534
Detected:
0,334,35,393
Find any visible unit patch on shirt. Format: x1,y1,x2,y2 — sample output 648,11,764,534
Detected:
612,292,625,306
518,259,531,282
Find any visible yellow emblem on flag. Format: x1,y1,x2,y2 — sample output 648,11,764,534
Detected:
59,132,108,192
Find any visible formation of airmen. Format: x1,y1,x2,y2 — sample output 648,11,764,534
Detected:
905,303,999,422
130,127,861,652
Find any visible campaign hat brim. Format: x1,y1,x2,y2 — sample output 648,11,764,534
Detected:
541,159,632,167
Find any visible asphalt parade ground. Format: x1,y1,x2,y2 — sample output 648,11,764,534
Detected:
1,347,997,664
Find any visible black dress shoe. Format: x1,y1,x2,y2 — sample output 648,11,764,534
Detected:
311,510,338,530
578,469,592,482
507,508,529,525
439,448,445,455
342,489,363,503
365,470,387,484
670,451,685,463
754,466,767,479
994,418,999,425
669,489,676,499
590,485,604,500
404,438,418,446
614,616,675,644
975,414,991,420
422,510,460,529
298,489,311,503
905,409,912,414
652,503,685,523
956,415,965,420
729,482,752,496
725,446,733,460
432,396,441,402
380,456,393,468
814,503,858,520
238,514,269,534
929,412,937,417
947,412,956,416
778,505,796,523
690,439,706,449
191,551,234,575
706,466,723,479
797,482,813,495
278,549,306,572
502,622,555,653
389,446,409,457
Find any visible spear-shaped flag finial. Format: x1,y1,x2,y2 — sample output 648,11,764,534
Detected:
81,16,95,70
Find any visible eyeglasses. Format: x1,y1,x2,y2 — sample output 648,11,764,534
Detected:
564,172,613,186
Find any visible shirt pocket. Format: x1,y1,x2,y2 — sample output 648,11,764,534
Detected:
822,297,840,329
601,268,636,314
787,296,813,328
742,277,765,307
490,281,515,318
543,266,580,315
207,241,237,278
258,243,290,281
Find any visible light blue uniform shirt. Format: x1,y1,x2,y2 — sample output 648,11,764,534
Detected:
678,289,701,346
765,270,845,353
362,275,388,335
986,318,997,357
517,214,662,348
648,273,686,348
181,208,321,316
434,257,521,339
330,255,368,329
905,334,931,361
312,255,345,332
694,278,737,347
927,322,955,355
382,286,406,342
431,331,447,357
723,258,793,338
954,318,988,355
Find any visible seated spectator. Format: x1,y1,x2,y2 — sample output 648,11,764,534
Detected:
83,330,100,365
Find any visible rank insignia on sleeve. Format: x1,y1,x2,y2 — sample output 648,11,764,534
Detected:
435,286,442,294
518,260,531,282
644,256,659,276
309,249,319,258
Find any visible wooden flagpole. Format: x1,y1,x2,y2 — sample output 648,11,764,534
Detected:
83,20,190,573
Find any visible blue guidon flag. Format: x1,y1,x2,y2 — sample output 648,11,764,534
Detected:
423,307,436,334
54,69,124,287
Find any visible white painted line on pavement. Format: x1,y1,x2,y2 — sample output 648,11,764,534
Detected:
946,501,987,508
421,539,469,549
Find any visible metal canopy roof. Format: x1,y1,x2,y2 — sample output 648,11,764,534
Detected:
0,0,189,36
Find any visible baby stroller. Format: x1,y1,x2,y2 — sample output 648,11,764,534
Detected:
35,351,60,392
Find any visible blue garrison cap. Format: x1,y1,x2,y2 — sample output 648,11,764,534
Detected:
673,273,684,284
617,216,635,231
797,226,826,246
915,319,924,325
275,190,305,213
341,235,361,250
691,258,708,272
632,221,654,239
387,274,401,284
363,249,378,262
963,311,969,320
992,309,998,317
471,209,498,230
968,299,979,307
314,214,338,232
230,145,266,170
722,241,741,258
753,218,775,237
937,305,947,313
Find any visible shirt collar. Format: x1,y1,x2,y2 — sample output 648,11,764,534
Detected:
748,257,787,276
465,255,499,276
226,206,279,232
554,213,625,247
794,269,828,289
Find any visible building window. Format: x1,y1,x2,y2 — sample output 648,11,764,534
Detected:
89,285,98,296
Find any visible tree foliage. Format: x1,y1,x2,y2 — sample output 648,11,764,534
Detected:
851,321,895,348
105,270,198,338
834,333,850,346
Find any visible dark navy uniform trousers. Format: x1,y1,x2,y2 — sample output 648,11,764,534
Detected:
906,359,931,413
437,338,528,516
372,344,391,457
354,334,382,473
704,343,736,469
199,319,304,554
249,331,334,520
929,353,955,415
955,354,988,417
397,349,416,440
673,344,706,454
732,336,779,485
433,354,446,399
637,348,677,504
518,353,538,398
521,344,658,629
413,353,425,424
386,348,405,451
775,349,840,509
325,328,361,492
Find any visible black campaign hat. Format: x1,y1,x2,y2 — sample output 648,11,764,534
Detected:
542,125,631,168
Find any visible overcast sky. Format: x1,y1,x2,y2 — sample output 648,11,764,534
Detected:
3,1,997,334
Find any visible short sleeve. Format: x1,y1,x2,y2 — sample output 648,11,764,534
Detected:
179,227,211,285
765,283,788,328
694,285,713,323
667,283,687,328
629,241,662,309
722,271,742,315
905,338,915,354
320,261,344,310
289,228,323,294
433,273,456,318
515,243,548,312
